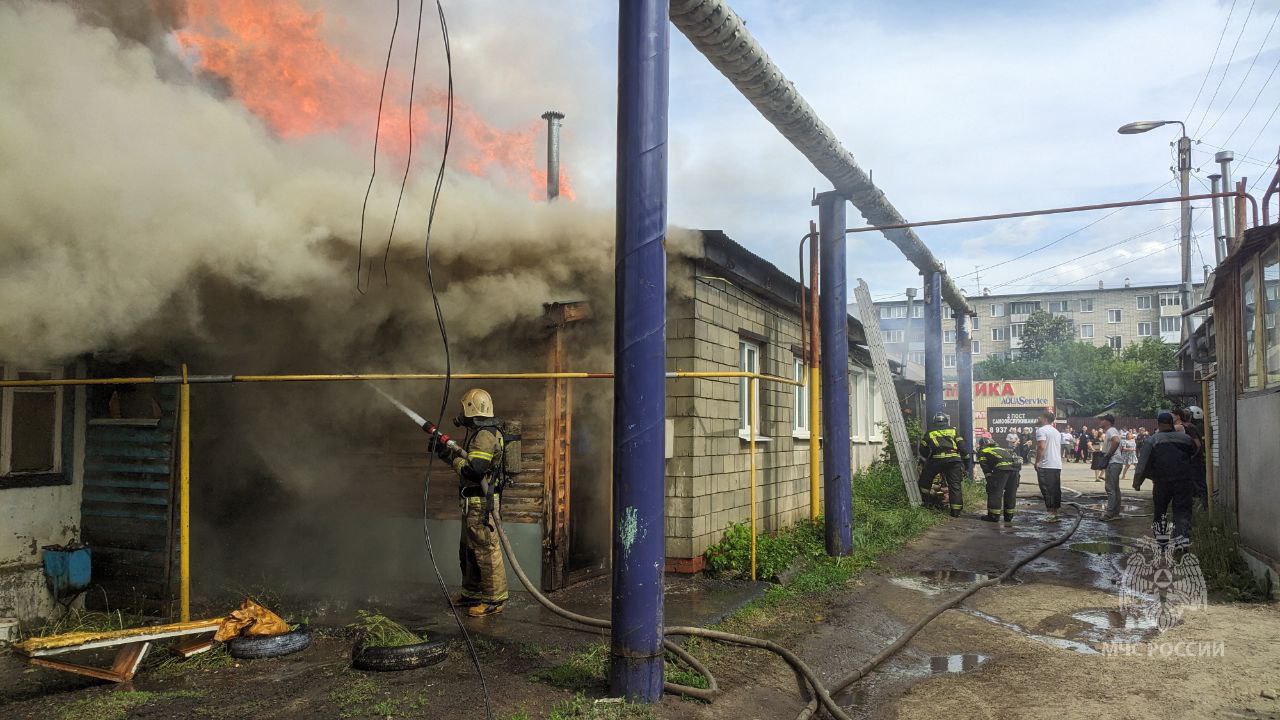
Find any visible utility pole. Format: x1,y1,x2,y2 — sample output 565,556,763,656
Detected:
903,286,917,367
1177,132,1192,371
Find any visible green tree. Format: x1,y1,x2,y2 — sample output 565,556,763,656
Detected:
1018,310,1075,360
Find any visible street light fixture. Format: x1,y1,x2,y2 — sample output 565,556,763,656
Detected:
1118,118,1192,369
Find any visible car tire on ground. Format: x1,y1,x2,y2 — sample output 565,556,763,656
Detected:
351,636,448,671
226,624,312,660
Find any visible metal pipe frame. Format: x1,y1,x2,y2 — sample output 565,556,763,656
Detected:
843,190,1259,235
808,221,822,524
815,190,852,556
924,271,944,426
955,315,974,475
613,0,669,701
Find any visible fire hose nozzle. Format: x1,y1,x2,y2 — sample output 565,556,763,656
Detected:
423,420,464,457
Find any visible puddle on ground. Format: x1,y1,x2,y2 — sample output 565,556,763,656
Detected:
1070,609,1161,643
930,653,989,673
889,570,999,595
1070,538,1138,555
960,607,1099,654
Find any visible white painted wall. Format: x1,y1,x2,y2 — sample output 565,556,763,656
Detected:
0,382,85,624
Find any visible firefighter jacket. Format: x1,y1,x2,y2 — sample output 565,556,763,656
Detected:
976,445,1020,478
453,424,505,497
919,427,968,462
1133,430,1196,488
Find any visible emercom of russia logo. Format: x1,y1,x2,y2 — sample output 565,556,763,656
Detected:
1119,530,1208,632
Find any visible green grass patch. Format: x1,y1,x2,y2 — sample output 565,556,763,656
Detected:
148,644,235,678
546,693,655,720
327,674,431,718
58,689,205,720
26,609,148,641
349,609,424,648
1191,505,1273,602
530,643,711,693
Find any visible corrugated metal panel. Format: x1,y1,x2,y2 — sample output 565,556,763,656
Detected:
1209,379,1220,468
81,385,178,615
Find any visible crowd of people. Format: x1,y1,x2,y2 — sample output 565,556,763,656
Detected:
926,407,1208,540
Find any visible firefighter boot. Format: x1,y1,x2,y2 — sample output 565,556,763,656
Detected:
981,513,999,522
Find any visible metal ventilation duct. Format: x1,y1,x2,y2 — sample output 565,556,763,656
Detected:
669,0,973,314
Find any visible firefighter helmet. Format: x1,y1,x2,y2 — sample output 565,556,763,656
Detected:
460,388,494,418
931,412,950,427
1185,405,1203,420
978,436,994,448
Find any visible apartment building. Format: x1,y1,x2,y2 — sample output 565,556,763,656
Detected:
868,281,1203,380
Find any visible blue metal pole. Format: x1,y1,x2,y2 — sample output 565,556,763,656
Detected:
815,191,852,556
924,270,944,428
610,0,668,703
956,313,974,474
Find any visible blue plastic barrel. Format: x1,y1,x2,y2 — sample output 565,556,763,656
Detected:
42,544,91,600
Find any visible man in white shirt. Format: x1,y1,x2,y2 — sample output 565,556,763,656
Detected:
1099,414,1123,521
1034,411,1064,522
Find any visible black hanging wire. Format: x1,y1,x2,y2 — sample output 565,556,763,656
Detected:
355,0,402,294
381,1,426,285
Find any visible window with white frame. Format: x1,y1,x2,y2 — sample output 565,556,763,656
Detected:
1009,301,1041,315
1080,324,1094,339
1160,316,1182,333
991,327,1007,341
1010,323,1025,339
1049,300,1070,313
1080,298,1094,312
943,330,956,343
793,358,809,437
738,340,762,436
1137,322,1153,337
1,367,64,478
849,370,862,439
989,351,1006,361
971,340,982,354
1108,336,1122,351
1159,292,1181,308
990,303,1005,317
879,305,907,319
908,351,926,364
1108,309,1122,323
1136,295,1152,309
944,353,957,368
970,316,979,329
882,329,906,344
910,304,924,318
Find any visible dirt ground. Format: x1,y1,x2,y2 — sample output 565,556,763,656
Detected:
3,463,1277,719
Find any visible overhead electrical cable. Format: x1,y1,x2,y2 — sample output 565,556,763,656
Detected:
982,219,1179,292
1201,3,1280,138
380,1,427,286
1193,0,1257,138
1186,0,1240,124
355,0,402,295
1043,238,1190,291
1217,50,1280,146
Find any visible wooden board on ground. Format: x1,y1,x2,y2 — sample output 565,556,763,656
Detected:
854,279,922,506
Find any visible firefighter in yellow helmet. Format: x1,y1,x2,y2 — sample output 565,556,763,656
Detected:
432,388,508,617
975,437,1020,522
917,412,969,516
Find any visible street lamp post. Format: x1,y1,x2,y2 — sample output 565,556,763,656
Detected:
1118,120,1191,368
903,286,917,367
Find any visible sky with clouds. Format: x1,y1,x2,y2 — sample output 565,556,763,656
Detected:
344,0,1280,302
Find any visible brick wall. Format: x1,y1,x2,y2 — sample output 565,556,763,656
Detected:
665,261,885,560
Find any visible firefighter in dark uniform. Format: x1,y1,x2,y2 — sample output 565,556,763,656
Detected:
975,437,1020,523
1133,410,1198,541
918,412,969,517
433,388,508,617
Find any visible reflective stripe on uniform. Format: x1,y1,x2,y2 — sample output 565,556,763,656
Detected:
468,450,494,461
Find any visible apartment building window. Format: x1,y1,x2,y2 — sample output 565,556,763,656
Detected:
1137,322,1153,337
879,305,907,319
989,351,1006,361
882,329,905,344
1080,299,1094,312
990,303,1005,317
1159,292,1181,308
991,327,1007,341
971,340,982,354
944,353,957,369
970,316,979,329
849,371,862,439
1136,295,1152,309
910,304,924,318
1107,336,1122,351
739,340,762,436
1080,324,1094,339
908,351,926,364
1009,349,1022,360
943,330,956,343
1108,309,1122,323
1010,323,1025,339
1,367,64,479
793,358,809,437
1009,301,1041,315
1049,300,1070,313
1160,316,1182,333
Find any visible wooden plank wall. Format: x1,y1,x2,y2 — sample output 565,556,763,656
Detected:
1214,272,1240,509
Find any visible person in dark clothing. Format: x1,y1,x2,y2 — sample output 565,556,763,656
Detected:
1133,411,1199,541
918,412,969,517
975,438,1020,522
1178,406,1207,503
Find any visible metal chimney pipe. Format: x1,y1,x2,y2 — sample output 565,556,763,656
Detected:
1209,173,1224,264
541,111,565,201
1216,150,1234,242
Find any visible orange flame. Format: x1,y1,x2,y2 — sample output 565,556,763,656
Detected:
174,0,572,199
